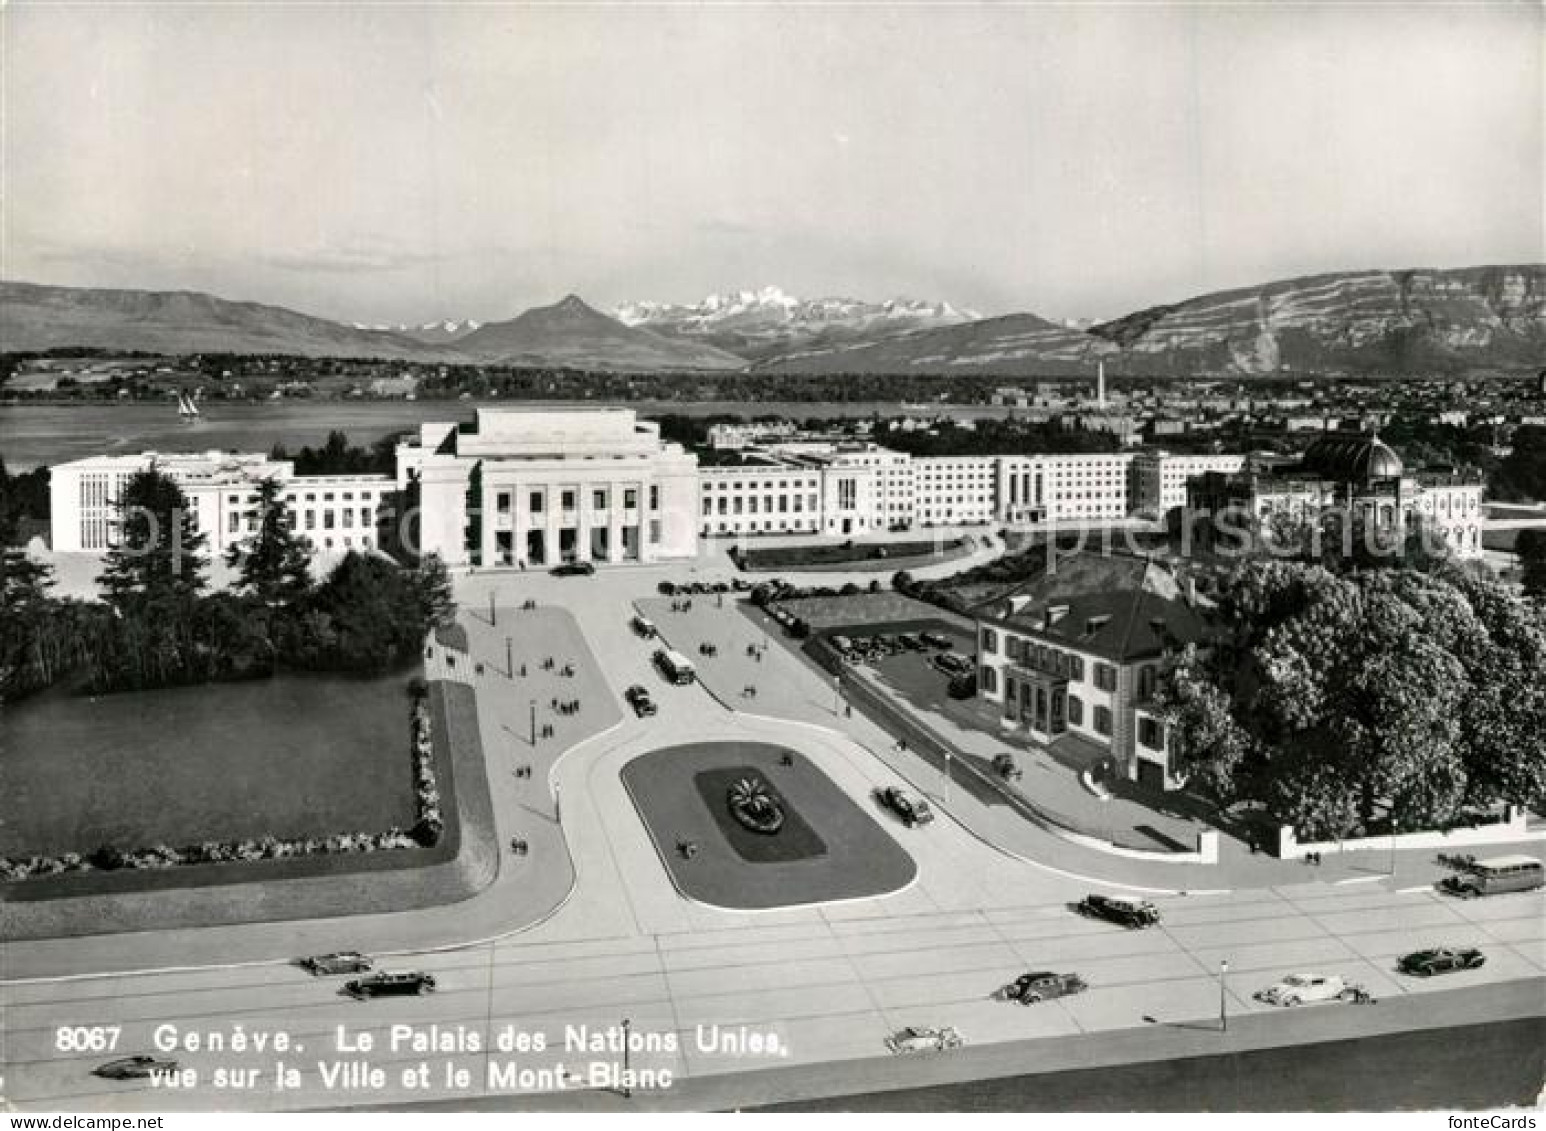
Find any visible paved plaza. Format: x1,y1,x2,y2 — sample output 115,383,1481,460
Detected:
4,559,1544,1112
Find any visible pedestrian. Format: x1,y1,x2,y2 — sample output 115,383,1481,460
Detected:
519,663,527,678
844,703,852,718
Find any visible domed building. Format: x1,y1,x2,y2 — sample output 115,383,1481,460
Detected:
1186,429,1484,559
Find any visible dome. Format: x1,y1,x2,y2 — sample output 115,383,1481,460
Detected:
1301,432,1404,482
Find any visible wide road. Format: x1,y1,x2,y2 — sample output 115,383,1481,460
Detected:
4,557,1544,1111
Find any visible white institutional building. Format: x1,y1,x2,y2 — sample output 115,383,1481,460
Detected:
47,405,1306,568
49,450,394,556
395,407,699,567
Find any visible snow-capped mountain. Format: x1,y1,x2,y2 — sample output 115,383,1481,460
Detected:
351,318,484,345
614,286,978,361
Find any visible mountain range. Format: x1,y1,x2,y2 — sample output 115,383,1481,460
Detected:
614,286,977,362
2,265,1541,377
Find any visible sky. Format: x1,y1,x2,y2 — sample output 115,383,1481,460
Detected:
3,3,1541,326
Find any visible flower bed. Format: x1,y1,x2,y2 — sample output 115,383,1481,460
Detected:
0,685,446,882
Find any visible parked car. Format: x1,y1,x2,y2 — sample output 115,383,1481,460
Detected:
898,633,926,651
299,951,373,976
884,1025,964,1054
343,971,438,1000
998,970,1088,1004
93,1056,179,1080
1254,973,1357,1006
875,785,934,827
920,632,953,649
992,753,1023,780
631,614,658,639
624,684,657,717
1075,894,1161,928
932,653,973,676
551,561,595,577
1399,946,1486,977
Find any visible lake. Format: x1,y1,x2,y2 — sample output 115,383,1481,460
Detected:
0,399,1020,470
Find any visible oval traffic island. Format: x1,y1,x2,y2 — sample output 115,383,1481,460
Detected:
620,742,916,910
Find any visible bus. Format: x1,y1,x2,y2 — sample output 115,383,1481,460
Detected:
1442,854,1544,897
653,648,696,685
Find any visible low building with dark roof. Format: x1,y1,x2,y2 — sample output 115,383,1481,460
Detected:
972,550,1215,790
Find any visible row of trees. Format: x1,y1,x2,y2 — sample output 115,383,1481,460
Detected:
1158,559,1546,840
1,470,454,703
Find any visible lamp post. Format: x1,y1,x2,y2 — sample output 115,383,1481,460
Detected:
530,699,536,746
943,751,952,804
620,1017,632,1098
834,675,842,716
506,636,513,679
489,589,496,626
1219,959,1229,1032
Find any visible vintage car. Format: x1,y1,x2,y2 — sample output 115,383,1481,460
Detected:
343,971,438,1000
93,1056,180,1080
624,684,658,717
551,560,595,577
998,970,1088,1004
1398,946,1486,977
920,632,954,650
992,753,1023,781
875,785,935,827
1254,973,1362,1006
299,951,373,976
1075,894,1161,928
884,1025,964,1054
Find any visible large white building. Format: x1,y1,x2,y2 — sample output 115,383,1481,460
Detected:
698,445,1240,537
395,407,699,567
49,408,1272,570
49,451,394,556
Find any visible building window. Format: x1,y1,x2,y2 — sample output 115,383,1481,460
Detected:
1094,663,1116,692
650,485,660,510
979,665,997,694
530,490,545,513
561,489,576,511
625,488,638,509
981,628,998,653
324,510,335,529
1139,717,1164,750
496,492,511,515
649,518,662,543
228,512,240,533
305,511,316,530
1067,694,1084,727
1094,705,1112,736
593,488,608,510
1137,665,1156,700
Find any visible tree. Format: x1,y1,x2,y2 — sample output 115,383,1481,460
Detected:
97,470,207,610
1165,561,1545,841
1491,424,1546,503
409,553,456,631
1516,528,1546,602
1154,645,1253,801
225,477,312,608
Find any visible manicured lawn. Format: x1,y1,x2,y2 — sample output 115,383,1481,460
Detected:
774,590,972,632
621,741,915,909
1,669,421,857
736,536,968,571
